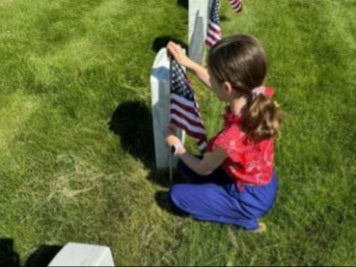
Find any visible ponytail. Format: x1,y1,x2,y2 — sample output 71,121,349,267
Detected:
242,94,282,141
207,34,283,140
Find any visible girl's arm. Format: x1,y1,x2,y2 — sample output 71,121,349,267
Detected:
167,41,212,90
179,148,227,175
166,134,227,175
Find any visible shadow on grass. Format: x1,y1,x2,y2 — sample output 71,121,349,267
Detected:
24,245,63,267
0,239,20,267
176,0,188,10
108,100,175,188
155,191,188,217
108,100,194,215
0,239,62,267
220,14,229,22
108,100,154,168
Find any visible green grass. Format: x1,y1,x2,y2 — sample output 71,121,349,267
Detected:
1,0,355,265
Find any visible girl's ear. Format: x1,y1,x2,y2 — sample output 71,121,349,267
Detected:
223,81,233,95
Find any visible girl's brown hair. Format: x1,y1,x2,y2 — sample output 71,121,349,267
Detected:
208,35,282,141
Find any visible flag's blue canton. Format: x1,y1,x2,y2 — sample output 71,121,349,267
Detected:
171,60,194,103
211,0,220,25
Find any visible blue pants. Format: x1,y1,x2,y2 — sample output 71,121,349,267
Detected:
169,160,278,230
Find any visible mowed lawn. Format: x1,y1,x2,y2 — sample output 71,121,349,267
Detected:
0,0,355,265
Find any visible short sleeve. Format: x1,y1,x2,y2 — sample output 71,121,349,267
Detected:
212,126,245,165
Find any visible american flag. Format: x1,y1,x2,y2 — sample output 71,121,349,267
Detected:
229,0,243,13
206,0,244,47
205,0,221,47
170,59,207,150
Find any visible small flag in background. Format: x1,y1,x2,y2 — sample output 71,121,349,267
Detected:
170,59,207,151
205,0,222,47
206,0,244,47
229,0,243,13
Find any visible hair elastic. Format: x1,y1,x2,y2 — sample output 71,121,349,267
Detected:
251,85,265,96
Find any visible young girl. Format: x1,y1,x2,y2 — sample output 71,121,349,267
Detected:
165,35,282,232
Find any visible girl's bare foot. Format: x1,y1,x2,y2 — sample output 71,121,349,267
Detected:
250,222,267,233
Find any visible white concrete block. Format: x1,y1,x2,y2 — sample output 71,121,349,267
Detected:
48,242,115,266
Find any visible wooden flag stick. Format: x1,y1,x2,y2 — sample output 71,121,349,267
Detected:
168,55,173,184
168,146,173,183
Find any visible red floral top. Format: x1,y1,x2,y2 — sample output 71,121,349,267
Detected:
205,87,275,191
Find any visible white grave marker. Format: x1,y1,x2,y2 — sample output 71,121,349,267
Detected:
48,242,115,266
188,0,212,64
150,48,185,169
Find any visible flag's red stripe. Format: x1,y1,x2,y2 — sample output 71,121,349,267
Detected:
170,108,204,128
207,30,221,41
207,24,221,38
206,33,221,46
231,0,240,7
232,5,242,12
206,38,218,47
170,117,206,137
230,0,243,12
170,119,207,140
208,25,221,35
208,21,221,31
171,98,199,115
232,3,241,10
206,39,215,47
170,112,206,134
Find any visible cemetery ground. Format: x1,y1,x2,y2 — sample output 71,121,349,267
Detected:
0,0,355,265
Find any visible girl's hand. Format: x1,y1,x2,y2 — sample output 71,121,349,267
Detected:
166,41,192,68
165,125,186,155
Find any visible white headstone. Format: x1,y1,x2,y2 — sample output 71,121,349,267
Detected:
150,48,185,169
48,242,115,266
188,0,213,64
